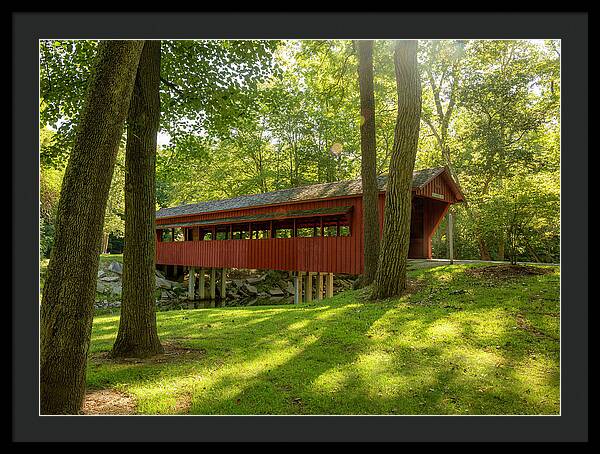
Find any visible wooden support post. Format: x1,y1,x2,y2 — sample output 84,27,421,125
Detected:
220,268,227,299
293,273,299,304
326,273,334,298
295,271,305,304
198,268,206,300
210,268,216,300
448,211,454,265
188,267,196,300
305,272,314,302
316,273,324,301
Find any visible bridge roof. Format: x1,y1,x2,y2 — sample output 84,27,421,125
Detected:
156,167,456,220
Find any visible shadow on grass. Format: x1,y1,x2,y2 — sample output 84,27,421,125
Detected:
86,263,560,415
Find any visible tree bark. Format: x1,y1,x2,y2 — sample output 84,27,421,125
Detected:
40,41,144,414
497,232,505,261
371,40,421,300
112,41,164,358
356,40,380,287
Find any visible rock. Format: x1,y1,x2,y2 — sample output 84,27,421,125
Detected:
232,279,244,288
100,275,120,282
97,270,107,278
108,261,123,274
108,282,122,296
160,291,171,300
268,288,285,296
257,292,269,298
246,275,266,284
97,281,121,295
286,282,295,295
155,269,166,279
269,296,284,303
243,284,258,295
169,281,187,293
156,276,173,289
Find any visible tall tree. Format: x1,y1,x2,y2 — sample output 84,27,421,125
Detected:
371,40,421,300
356,40,380,286
112,41,164,358
40,40,144,414
420,40,492,260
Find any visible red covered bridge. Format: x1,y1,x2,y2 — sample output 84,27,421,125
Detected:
155,167,463,301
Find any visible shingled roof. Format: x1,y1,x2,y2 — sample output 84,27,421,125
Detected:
156,167,447,219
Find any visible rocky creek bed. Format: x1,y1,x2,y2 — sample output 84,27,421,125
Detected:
95,261,356,311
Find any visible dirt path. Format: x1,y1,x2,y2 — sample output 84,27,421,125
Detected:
408,259,559,271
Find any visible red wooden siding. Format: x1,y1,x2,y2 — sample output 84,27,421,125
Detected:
415,172,461,203
156,172,460,274
157,197,364,275
157,236,362,274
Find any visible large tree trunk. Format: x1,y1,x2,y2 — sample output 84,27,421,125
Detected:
40,41,144,414
112,41,164,358
371,40,421,300
356,40,380,287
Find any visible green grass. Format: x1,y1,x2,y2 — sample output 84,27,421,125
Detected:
88,263,560,415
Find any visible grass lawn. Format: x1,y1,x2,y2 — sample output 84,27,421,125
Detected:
87,263,560,415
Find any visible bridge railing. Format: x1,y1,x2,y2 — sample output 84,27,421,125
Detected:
156,235,361,275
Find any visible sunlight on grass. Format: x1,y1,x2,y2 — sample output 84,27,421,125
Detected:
87,264,560,415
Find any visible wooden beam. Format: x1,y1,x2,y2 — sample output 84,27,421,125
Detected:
448,211,454,264
198,268,205,300
316,273,324,301
295,271,305,304
304,272,314,302
210,268,216,300
220,268,227,299
326,273,334,298
188,267,196,300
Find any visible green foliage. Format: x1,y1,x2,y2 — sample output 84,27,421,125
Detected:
40,39,561,263
479,173,560,263
39,128,65,258
160,40,280,144
456,40,559,181
39,40,99,167
39,128,126,257
39,39,280,168
103,149,125,239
